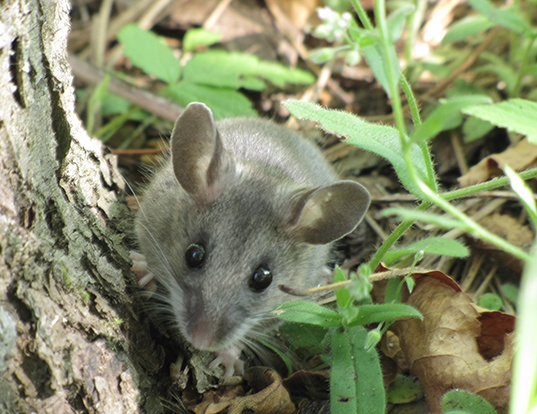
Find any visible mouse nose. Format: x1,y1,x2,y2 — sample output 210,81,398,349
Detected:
185,297,246,351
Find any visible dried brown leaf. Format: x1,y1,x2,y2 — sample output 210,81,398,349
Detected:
383,270,513,413
458,139,537,187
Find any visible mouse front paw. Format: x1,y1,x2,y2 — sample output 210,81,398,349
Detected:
129,251,157,292
209,347,244,377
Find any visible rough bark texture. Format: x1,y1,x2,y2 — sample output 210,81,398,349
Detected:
0,1,164,412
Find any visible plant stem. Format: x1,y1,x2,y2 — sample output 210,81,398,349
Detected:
369,203,430,270
511,37,535,97
351,0,373,30
443,167,537,200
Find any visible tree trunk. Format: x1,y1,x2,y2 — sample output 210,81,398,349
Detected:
0,1,163,412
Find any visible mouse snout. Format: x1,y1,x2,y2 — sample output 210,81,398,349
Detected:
185,296,246,351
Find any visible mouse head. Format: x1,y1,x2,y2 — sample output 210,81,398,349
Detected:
165,102,370,351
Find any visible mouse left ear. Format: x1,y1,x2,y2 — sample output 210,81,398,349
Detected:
285,181,370,244
171,102,235,204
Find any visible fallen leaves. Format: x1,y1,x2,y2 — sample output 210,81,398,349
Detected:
380,268,514,413
458,138,537,186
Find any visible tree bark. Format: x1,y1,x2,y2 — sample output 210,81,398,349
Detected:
0,1,163,412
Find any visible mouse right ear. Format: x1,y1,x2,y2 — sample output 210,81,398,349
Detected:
285,181,370,244
171,102,235,204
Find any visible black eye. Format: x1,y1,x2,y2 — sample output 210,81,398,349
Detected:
185,243,206,268
249,265,272,292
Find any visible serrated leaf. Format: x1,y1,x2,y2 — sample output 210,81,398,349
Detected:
504,164,537,228
330,326,385,414
462,99,537,143
273,301,342,327
117,24,181,84
165,82,256,119
442,389,497,414
442,15,495,44
183,28,222,52
346,303,422,326
283,101,430,197
384,237,470,264
411,95,492,142
467,0,532,35
382,208,464,229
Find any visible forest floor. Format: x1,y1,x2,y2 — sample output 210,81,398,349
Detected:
67,1,536,413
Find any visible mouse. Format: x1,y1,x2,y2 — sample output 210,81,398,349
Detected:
132,102,370,377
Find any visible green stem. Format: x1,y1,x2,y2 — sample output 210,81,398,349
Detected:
419,180,531,262
374,0,407,140
511,37,535,97
443,167,537,200
351,0,374,30
369,203,430,270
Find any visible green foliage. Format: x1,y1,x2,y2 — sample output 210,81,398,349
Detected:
115,24,314,119
182,28,221,52
275,266,423,414
442,389,498,414
330,325,385,414
289,1,537,412
383,237,470,266
477,293,503,311
283,100,431,197
117,24,181,84
463,99,537,144
387,374,423,404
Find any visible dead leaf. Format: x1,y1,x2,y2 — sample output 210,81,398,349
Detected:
189,367,295,414
380,269,513,413
458,138,537,187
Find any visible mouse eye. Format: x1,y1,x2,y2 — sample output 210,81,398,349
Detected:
249,265,272,292
185,243,206,268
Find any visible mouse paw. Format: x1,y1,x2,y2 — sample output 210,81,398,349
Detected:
209,347,244,377
130,251,157,293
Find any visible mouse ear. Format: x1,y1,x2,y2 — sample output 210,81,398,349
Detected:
171,102,234,204
286,181,370,244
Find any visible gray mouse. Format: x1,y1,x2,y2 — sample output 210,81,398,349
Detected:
133,102,370,377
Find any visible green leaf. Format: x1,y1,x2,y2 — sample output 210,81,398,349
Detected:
182,28,222,52
183,50,314,91
442,389,497,414
442,15,495,44
462,117,494,143
309,46,349,64
463,99,537,143
273,301,342,327
346,303,422,326
387,374,423,404
467,0,532,35
165,82,257,119
500,283,519,305
330,326,385,414
504,165,537,228
384,237,470,265
283,100,430,197
478,293,503,310
86,75,110,135
278,322,328,351
386,4,414,42
411,95,492,143
381,207,464,229
117,24,181,84
334,266,352,309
